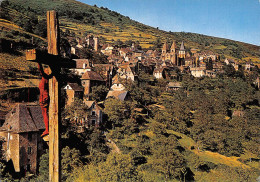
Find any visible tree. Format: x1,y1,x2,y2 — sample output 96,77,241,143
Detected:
150,135,186,180
89,85,109,102
85,129,109,164
61,146,82,180
63,98,89,123
36,150,49,181
223,64,236,77
104,98,126,127
97,153,140,182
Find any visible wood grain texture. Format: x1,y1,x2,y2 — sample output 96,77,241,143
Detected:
47,10,60,182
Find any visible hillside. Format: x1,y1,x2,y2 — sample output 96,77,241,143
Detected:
0,1,259,181
1,0,260,64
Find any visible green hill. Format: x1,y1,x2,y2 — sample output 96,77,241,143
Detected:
2,0,260,64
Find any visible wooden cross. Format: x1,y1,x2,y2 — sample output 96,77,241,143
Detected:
26,11,75,182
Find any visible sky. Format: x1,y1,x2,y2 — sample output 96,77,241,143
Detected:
80,0,260,46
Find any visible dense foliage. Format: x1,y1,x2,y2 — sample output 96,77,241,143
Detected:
57,70,260,182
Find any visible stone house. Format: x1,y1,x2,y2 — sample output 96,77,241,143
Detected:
63,83,84,106
101,44,118,56
93,64,116,87
71,59,92,76
111,74,126,91
117,64,135,82
81,68,105,98
153,67,166,79
84,101,103,127
184,57,196,67
190,67,206,77
205,70,217,78
166,82,182,91
245,62,255,71
0,103,45,175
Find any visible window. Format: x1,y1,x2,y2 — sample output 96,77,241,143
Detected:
91,111,96,116
91,120,96,125
27,159,31,171
28,133,32,142
28,146,32,155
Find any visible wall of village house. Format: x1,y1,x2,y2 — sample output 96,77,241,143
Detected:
88,105,102,126
111,83,125,91
19,132,38,174
154,72,163,79
82,80,90,96
191,70,205,77
66,90,75,106
72,68,88,76
0,132,20,172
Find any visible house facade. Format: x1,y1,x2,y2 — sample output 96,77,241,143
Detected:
63,83,84,106
0,103,45,175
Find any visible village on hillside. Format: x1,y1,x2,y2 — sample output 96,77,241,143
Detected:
0,33,259,177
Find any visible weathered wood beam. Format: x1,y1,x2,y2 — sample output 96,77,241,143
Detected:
26,49,76,68
47,10,60,182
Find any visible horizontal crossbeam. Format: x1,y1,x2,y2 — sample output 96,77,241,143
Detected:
26,49,76,68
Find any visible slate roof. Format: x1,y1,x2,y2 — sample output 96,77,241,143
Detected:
171,41,177,49
84,101,95,108
180,41,185,51
106,91,128,101
0,103,45,133
81,71,104,81
73,59,91,69
66,83,84,92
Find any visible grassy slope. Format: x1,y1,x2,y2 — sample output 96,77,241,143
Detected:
0,52,39,90
113,119,258,181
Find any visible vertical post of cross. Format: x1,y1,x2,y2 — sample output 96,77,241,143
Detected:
47,10,61,182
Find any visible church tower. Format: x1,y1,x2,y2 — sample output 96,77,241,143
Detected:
162,42,168,54
170,41,177,65
178,41,186,58
170,41,176,53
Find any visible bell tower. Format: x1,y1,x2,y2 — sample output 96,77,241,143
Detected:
178,41,186,58
170,41,177,65
171,41,176,53
162,42,168,54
